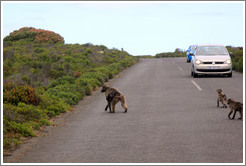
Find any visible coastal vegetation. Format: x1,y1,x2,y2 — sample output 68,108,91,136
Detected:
3,27,138,155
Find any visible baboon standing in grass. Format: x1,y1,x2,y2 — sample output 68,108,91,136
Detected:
101,84,128,113
227,98,243,120
216,89,227,108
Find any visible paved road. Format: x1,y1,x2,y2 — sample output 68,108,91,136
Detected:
5,58,243,163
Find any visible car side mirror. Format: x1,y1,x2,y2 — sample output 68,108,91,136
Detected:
229,52,233,56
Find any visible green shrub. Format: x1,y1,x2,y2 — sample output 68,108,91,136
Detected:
17,102,43,121
39,94,69,117
232,58,243,72
84,85,93,96
3,104,21,122
34,47,45,53
76,77,101,90
4,103,49,126
93,68,111,82
48,76,75,88
46,83,84,105
3,103,48,139
48,70,67,79
227,46,243,73
3,136,22,151
82,72,105,84
38,52,50,62
108,63,121,75
46,89,79,105
21,75,31,84
7,121,35,137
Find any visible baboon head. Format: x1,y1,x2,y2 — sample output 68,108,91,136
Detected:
101,84,110,92
217,89,222,93
227,98,232,105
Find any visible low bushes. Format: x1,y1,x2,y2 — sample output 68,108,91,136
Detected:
46,84,84,105
232,59,243,73
3,83,41,106
48,76,75,88
3,55,138,155
226,46,243,73
155,48,186,58
44,57,138,107
3,83,70,152
3,103,50,150
38,94,69,117
3,27,138,155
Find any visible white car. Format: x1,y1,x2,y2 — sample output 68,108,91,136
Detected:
191,45,232,77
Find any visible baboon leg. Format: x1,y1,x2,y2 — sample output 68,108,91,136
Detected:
238,114,242,120
228,110,233,119
112,103,116,113
223,100,227,108
222,104,226,108
238,108,243,120
124,108,128,113
108,102,112,113
232,110,237,119
241,108,243,120
105,104,108,111
120,96,128,113
240,110,243,120
111,99,119,113
217,99,219,107
105,100,111,111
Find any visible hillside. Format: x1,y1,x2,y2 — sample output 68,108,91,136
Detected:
3,27,138,155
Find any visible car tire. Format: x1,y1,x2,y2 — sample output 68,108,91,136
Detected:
193,72,198,78
191,66,198,77
192,69,198,78
227,72,232,77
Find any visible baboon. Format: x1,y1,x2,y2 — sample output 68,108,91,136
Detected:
227,98,243,120
101,84,128,113
216,89,227,108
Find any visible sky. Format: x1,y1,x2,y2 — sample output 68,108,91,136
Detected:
1,1,245,56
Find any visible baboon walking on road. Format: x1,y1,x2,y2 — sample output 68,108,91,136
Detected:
217,89,227,108
227,98,243,120
101,84,128,113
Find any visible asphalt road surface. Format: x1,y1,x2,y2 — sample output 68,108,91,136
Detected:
5,58,244,163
